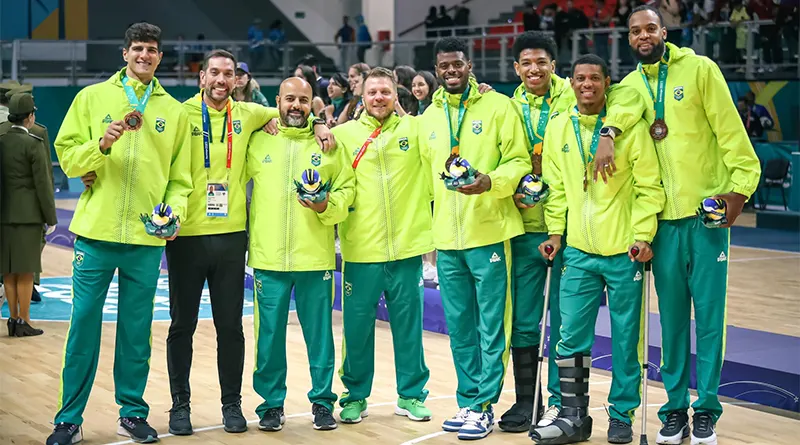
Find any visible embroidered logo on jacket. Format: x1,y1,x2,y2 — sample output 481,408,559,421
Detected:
673,86,684,101
311,153,322,166
233,120,242,134
399,137,409,151
472,120,483,135
155,118,166,133
102,114,113,124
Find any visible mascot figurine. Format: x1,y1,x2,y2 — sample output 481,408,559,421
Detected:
140,203,180,238
516,173,549,206
294,168,332,203
440,155,477,191
697,197,728,228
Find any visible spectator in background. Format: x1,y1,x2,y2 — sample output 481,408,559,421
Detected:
267,20,286,70
355,15,373,63
540,4,557,31
730,0,750,66
614,0,639,66
297,54,330,104
454,5,470,35
340,62,370,124
777,2,798,65
248,18,265,72
750,0,783,72
233,62,270,107
335,16,356,71
660,0,682,44
295,65,327,117
743,91,775,131
393,65,417,91
411,70,438,115
396,86,418,118
436,5,454,36
554,0,589,61
523,1,541,31
323,73,352,126
591,0,611,61
738,97,765,139
425,7,440,40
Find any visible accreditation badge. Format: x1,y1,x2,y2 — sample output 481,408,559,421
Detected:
206,182,229,217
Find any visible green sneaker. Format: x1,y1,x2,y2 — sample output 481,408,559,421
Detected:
339,400,368,424
395,398,432,421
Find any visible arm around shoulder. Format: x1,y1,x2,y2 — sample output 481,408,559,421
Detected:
485,98,533,199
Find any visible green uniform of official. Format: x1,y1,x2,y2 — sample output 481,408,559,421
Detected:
246,123,355,416
332,112,432,409
541,107,665,425
507,76,648,417
620,43,761,422
419,78,531,413
53,69,193,425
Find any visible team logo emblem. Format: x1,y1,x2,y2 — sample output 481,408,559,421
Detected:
74,252,84,267
344,281,353,296
311,153,322,167
263,154,272,163
155,118,166,133
472,120,483,135
399,137,409,151
255,278,263,294
429,131,437,140
102,114,113,124
562,144,569,153
233,120,242,134
323,271,332,281
192,126,202,137
673,86,684,101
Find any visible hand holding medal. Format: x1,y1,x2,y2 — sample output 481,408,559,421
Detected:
294,168,332,212
140,203,180,239
516,173,550,206
440,154,478,191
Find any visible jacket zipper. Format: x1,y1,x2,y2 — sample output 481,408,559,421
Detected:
377,135,396,260
120,133,136,243
656,139,678,217
284,141,295,271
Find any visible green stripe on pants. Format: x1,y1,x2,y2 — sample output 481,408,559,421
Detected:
653,218,729,423
438,241,513,412
252,269,337,417
511,232,564,408
55,237,163,425
556,246,644,424
338,256,430,405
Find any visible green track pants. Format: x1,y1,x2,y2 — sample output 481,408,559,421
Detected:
653,218,729,423
511,232,564,408
338,256,430,405
437,241,513,413
54,237,164,425
556,246,645,425
252,269,337,417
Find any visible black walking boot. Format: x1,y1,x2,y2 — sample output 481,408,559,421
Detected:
530,354,593,444
499,346,542,433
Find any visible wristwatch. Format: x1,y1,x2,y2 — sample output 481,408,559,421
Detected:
599,126,617,140
312,117,326,127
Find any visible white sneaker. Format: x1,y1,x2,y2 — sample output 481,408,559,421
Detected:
442,407,470,432
422,262,437,282
457,410,493,440
537,405,560,427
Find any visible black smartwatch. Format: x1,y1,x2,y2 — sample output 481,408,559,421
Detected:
312,117,326,127
599,126,617,140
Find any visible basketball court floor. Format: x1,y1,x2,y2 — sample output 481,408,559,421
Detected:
1,203,798,445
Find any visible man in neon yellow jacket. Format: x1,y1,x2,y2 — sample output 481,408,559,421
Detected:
501,31,649,433
418,37,531,441
531,55,665,445
47,23,192,445
330,67,433,425
621,7,761,445
165,49,334,437
246,77,355,433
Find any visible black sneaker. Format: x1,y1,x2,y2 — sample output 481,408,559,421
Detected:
259,407,286,432
656,411,689,444
312,403,337,430
607,418,633,444
691,412,717,445
46,422,82,445
222,402,248,433
168,403,192,436
117,417,158,443
31,287,41,302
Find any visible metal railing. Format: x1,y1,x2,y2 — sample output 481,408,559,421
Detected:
1,20,797,85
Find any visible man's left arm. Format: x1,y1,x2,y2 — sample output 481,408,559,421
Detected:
700,58,762,223
482,99,533,199
316,140,356,226
256,104,336,152
628,123,666,244
594,83,648,182
163,110,194,221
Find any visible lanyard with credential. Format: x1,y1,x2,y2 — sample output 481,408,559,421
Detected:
201,96,233,181
521,89,552,156
443,85,471,157
352,126,382,169
570,105,606,192
122,75,153,114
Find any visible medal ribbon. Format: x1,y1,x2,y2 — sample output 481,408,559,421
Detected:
443,85,471,156
521,90,552,156
637,49,669,122
570,105,607,176
352,126,382,169
201,94,233,177
122,75,153,114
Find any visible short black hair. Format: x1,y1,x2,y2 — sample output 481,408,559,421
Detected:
512,31,558,62
202,49,237,71
297,54,318,68
572,54,609,78
393,65,417,90
628,5,664,27
124,22,162,51
434,37,470,59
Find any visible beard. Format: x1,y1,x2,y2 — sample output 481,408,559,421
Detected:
282,110,307,127
632,40,666,65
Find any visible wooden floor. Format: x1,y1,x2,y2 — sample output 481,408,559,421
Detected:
1,206,798,444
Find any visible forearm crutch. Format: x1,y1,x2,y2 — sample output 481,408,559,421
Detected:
530,244,554,431
631,245,652,445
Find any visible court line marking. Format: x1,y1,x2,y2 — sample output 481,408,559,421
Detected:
101,381,614,445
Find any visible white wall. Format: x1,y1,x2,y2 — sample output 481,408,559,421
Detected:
270,0,361,64
397,0,524,41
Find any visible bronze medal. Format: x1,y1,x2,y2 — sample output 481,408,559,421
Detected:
124,110,143,131
531,153,543,176
649,119,668,141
